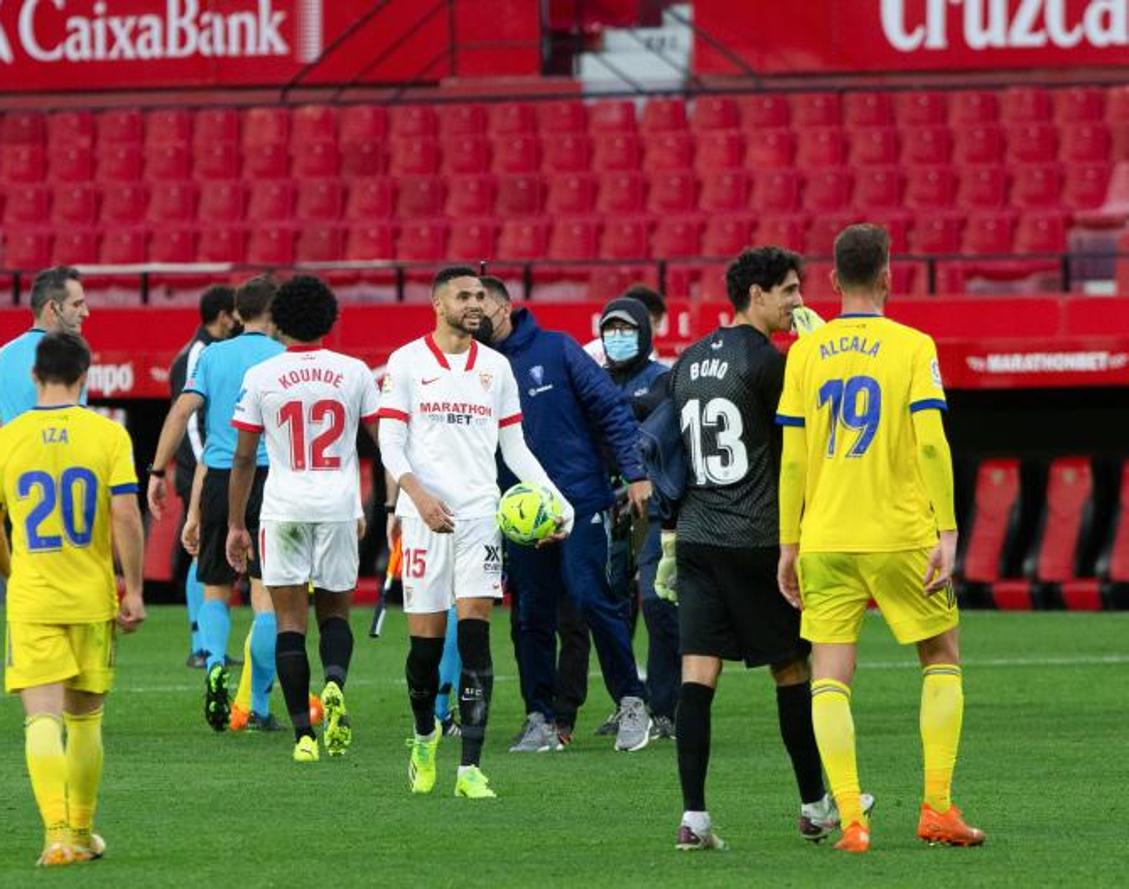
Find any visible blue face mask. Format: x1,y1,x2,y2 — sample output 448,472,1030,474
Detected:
603,329,640,363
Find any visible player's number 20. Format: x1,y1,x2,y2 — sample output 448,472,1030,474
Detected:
817,375,881,457
17,467,98,552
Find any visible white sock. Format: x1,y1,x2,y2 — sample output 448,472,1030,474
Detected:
457,764,477,778
682,810,710,832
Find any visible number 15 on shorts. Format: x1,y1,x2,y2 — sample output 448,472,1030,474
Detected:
403,548,427,579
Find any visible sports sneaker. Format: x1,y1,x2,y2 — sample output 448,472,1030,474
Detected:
247,712,282,732
799,792,877,842
407,721,440,794
557,723,573,748
204,663,230,732
186,650,206,669
508,712,561,752
594,708,621,736
293,734,319,763
835,821,871,853
72,833,106,862
650,715,676,740
320,681,352,756
439,714,461,738
229,704,250,732
36,842,74,868
614,696,652,752
454,766,497,799
917,803,985,846
676,823,727,852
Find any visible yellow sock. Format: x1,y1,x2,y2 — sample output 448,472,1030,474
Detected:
811,679,865,827
25,714,69,845
63,709,104,841
921,664,963,814
233,629,253,713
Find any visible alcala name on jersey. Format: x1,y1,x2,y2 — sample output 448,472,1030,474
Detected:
819,336,882,360
419,400,493,426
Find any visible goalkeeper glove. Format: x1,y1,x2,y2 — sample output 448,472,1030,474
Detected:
654,530,678,604
792,305,826,337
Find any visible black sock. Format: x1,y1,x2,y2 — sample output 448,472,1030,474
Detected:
406,636,444,736
276,631,313,742
318,616,354,689
676,682,715,812
457,619,493,768
776,681,826,804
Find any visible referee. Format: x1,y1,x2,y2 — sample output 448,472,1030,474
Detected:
664,248,863,850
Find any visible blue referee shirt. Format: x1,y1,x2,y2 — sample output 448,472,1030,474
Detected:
0,328,88,424
183,331,282,469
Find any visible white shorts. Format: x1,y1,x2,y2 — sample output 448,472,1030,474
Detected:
260,520,359,593
399,515,503,614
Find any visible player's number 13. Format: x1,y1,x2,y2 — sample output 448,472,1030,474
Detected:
817,375,881,458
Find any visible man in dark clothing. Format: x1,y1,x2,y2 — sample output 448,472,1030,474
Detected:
475,277,655,754
168,285,238,666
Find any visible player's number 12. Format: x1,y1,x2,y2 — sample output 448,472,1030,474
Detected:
817,375,881,457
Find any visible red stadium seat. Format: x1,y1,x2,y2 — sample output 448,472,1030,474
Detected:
3,184,49,225
738,94,790,129
396,220,449,262
345,222,394,260
495,174,545,216
489,103,536,135
2,111,45,144
51,183,98,226
906,166,958,210
3,230,51,269
803,168,852,212
389,138,439,176
547,173,597,215
340,106,388,147
961,459,1021,584
806,212,862,255
589,265,660,298
1007,123,1058,164
53,229,99,264
849,127,899,166
1100,463,1129,587
3,145,47,183
247,180,294,221
652,216,702,258
1054,87,1106,123
99,229,146,264
390,106,438,139
549,218,599,260
757,214,808,251
694,130,743,170
691,97,739,131
243,107,290,148
441,136,491,175
699,169,749,213
589,100,636,133
97,110,143,144
340,141,384,177
896,91,948,126
1060,123,1111,163
100,182,148,226
97,144,142,182
1016,211,1068,253
964,211,1017,255
868,211,912,252
196,181,243,225
145,144,191,181
1012,164,1063,210
145,109,192,147
647,169,698,214
642,98,687,133
293,142,340,178
201,227,248,263
247,226,293,265
193,109,240,147
702,215,755,257
1001,86,1052,123
47,112,94,147
449,220,498,260
492,135,540,174
1108,86,1129,123
593,133,642,172
754,168,802,212
446,175,497,216
902,126,953,165
845,92,895,127
853,167,903,210
543,133,592,173
791,93,842,128
498,218,549,259
957,165,1008,210
597,172,646,214
396,175,445,218
193,142,240,180
291,105,337,146
795,128,848,167
48,146,92,183
1063,163,1111,209
951,90,999,124
600,217,650,259
150,227,198,263
295,178,344,222
296,226,344,263
1036,458,1094,583
345,177,394,220
911,214,964,254
149,181,199,225
537,100,587,134
745,128,796,168
954,124,1006,164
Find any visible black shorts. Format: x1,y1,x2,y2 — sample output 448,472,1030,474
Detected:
197,468,267,585
677,542,809,668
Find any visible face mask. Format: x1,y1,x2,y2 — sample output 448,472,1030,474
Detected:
472,313,495,344
603,330,640,363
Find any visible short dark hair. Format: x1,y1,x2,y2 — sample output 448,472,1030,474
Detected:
725,247,802,312
432,266,479,294
235,274,277,321
271,275,339,343
480,275,511,302
621,284,665,319
33,332,91,386
834,224,890,289
29,266,81,317
199,285,235,325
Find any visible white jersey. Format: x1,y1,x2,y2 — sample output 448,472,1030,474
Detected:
379,335,522,520
232,346,380,522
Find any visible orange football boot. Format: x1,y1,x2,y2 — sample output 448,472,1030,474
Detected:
917,803,985,846
834,821,870,853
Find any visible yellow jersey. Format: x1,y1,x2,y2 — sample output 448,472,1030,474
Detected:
776,313,947,553
0,405,138,623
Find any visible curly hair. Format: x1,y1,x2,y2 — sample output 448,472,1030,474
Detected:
725,247,802,313
270,275,339,343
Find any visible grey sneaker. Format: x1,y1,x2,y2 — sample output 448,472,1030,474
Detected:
594,708,621,736
799,792,877,842
614,696,652,752
650,715,676,740
508,712,562,753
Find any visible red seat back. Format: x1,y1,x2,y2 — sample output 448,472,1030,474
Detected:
1036,458,1093,582
962,459,1021,583
1107,463,1129,582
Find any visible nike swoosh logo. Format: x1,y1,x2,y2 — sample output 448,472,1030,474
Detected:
421,377,440,385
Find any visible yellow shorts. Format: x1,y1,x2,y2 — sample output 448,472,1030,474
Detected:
4,620,116,694
797,549,959,645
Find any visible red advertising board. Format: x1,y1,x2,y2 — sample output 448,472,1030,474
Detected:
2,296,1128,397
0,0,538,92
695,0,1129,75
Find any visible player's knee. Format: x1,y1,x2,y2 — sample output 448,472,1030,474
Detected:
770,657,810,686
456,618,491,670
681,655,721,688
917,627,960,666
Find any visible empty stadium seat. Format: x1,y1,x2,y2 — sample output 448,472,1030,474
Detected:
745,128,796,168
145,144,191,181
248,226,293,265
48,146,93,183
960,459,1021,585
791,93,841,127
795,128,848,167
1001,86,1052,123
902,126,953,165
449,220,498,260
396,176,445,218
738,94,790,128
757,214,807,251
340,141,384,177
446,175,496,216
754,168,802,212
99,229,146,264
549,218,599,260
695,130,743,170
906,166,958,209
647,169,698,214
1098,462,1129,597
145,109,193,147
849,127,899,166
543,133,592,173
845,92,895,127
193,109,240,146
652,216,702,257
441,136,491,176
441,104,487,137
1061,123,1110,163
296,226,345,263
3,145,47,183
643,132,694,172
243,107,290,148
97,144,142,182
600,217,650,259
498,218,549,259
101,182,149,226
98,110,143,144
702,215,755,257
951,90,999,124
964,211,1017,255
1035,458,1099,609
150,227,198,263
806,212,861,255
1007,123,1058,164
699,169,748,213
691,96,739,131
547,172,597,215
490,103,537,135
803,168,852,212
1016,211,1068,254
911,214,964,254
537,100,587,134
345,177,394,220
390,105,438,139
1063,163,1111,209
492,134,540,174
3,184,49,225
345,222,394,260
955,124,1006,164
53,229,99,265
1054,87,1106,123
1012,164,1063,209
295,179,344,222
597,172,646,214
896,91,948,126
397,220,449,262
149,181,199,225
200,226,247,263
3,230,51,268
293,142,340,178
47,112,94,147
389,138,440,176
340,106,388,143
51,183,98,226
496,174,545,216
195,181,243,224
247,180,294,221
193,142,240,180
291,105,337,145
589,100,636,133
593,133,641,172
957,165,1008,210
641,98,687,133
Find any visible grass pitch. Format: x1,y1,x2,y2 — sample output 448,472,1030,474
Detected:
1,607,1126,887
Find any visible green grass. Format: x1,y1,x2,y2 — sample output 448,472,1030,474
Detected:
1,607,1126,887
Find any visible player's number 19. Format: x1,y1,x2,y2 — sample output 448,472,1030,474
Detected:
817,375,881,458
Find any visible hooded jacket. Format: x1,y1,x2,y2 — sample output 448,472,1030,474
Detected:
600,297,669,420
494,307,646,516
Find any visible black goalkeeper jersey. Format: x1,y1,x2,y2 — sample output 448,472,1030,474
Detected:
670,324,785,548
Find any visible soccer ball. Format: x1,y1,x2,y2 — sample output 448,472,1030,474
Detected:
497,483,562,545
309,694,324,726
